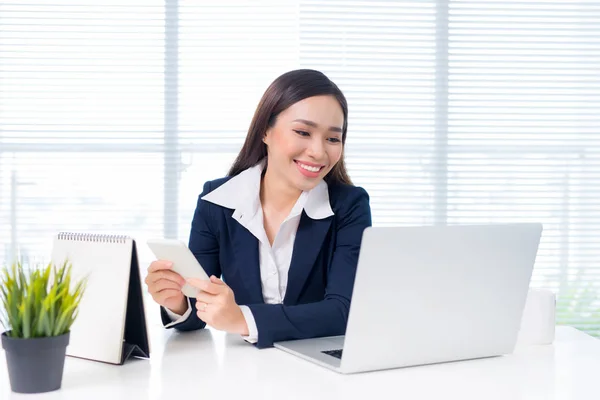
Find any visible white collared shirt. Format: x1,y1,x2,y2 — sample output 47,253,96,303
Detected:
165,162,334,343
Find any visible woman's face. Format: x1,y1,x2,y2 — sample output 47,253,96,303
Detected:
263,95,344,192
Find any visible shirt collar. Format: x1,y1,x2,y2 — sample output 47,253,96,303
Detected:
201,161,334,220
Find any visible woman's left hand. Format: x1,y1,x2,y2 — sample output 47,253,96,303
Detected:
187,276,249,336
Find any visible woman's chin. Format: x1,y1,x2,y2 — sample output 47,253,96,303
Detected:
292,174,323,192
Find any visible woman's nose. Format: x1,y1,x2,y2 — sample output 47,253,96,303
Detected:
307,138,325,159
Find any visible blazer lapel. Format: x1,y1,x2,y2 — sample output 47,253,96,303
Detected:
231,222,264,304
284,212,333,305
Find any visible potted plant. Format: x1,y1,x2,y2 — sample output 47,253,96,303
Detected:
0,260,85,393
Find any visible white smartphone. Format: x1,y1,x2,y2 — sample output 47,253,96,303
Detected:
146,238,210,298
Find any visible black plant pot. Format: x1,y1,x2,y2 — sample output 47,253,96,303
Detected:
1,331,70,393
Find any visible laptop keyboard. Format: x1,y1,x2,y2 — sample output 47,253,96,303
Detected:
322,349,343,359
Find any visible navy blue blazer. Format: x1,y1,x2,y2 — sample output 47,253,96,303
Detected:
160,176,372,348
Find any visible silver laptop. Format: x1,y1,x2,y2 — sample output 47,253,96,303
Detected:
274,223,543,374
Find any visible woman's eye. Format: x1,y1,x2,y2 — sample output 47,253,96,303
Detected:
328,137,341,143
294,130,310,136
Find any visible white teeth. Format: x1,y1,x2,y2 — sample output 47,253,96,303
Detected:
298,162,320,173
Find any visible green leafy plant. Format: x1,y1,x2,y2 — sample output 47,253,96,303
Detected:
0,260,86,339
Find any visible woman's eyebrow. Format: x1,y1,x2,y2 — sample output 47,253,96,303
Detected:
292,118,342,133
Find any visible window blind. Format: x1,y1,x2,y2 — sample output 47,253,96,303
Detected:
1,0,598,336
447,0,600,336
299,1,439,227
0,1,166,265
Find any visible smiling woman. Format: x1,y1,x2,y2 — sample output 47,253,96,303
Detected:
229,69,352,187
266,97,344,186
145,69,373,348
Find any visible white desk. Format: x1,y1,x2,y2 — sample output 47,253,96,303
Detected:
1,325,598,400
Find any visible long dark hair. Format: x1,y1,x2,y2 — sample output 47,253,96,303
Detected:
227,69,352,185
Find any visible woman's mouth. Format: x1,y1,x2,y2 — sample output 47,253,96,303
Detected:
294,160,325,178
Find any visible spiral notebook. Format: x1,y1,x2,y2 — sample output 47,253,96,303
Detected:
51,232,150,365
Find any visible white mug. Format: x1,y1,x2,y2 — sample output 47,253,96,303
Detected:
516,288,556,346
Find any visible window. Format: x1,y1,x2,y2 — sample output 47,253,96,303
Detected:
1,0,598,336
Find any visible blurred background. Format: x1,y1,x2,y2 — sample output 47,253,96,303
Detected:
1,0,599,335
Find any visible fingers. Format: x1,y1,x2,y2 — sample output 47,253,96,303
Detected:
148,260,173,273
152,278,182,293
196,301,208,314
154,289,182,304
147,278,183,304
146,270,186,286
187,276,224,295
186,277,208,290
195,290,217,305
210,275,225,285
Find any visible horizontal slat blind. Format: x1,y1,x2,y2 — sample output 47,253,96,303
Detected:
1,0,598,336
178,1,299,147
176,1,301,237
448,0,600,336
0,1,166,265
299,1,438,226
0,2,165,145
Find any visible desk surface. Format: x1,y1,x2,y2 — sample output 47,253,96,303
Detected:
1,325,599,400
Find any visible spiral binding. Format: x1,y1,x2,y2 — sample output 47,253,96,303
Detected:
57,232,129,244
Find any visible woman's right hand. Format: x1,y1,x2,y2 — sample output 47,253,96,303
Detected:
145,260,188,315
